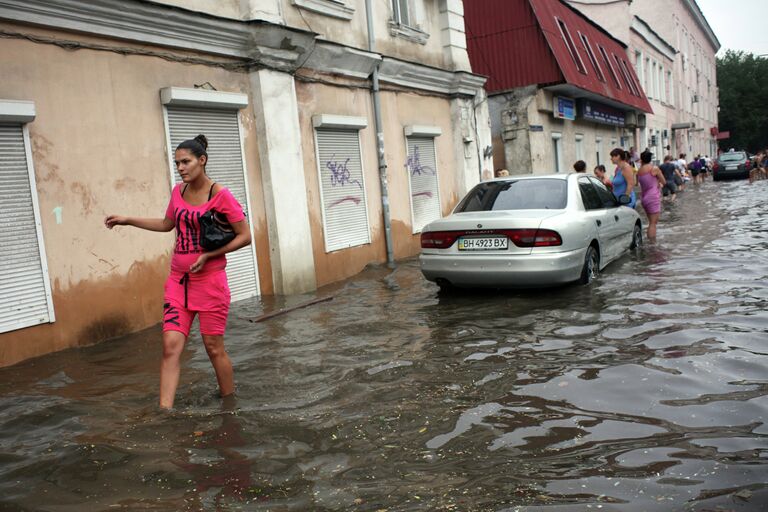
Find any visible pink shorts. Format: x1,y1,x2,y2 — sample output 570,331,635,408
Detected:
163,270,231,336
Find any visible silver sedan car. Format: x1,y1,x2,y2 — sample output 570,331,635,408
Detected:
419,173,642,289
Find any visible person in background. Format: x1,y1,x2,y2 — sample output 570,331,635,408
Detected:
659,155,678,201
609,148,636,208
698,155,708,181
675,153,687,191
593,165,612,190
494,168,510,177
629,146,640,168
689,155,702,184
573,160,587,173
637,150,666,240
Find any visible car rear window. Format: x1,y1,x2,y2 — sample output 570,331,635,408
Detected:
455,179,567,212
719,152,746,162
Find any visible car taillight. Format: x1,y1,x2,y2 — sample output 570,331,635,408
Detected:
421,231,461,249
421,228,562,249
746,160,752,169
504,228,562,247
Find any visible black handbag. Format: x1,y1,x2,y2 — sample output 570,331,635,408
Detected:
199,209,235,251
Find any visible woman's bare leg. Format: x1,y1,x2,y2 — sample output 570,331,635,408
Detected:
160,330,187,409
202,334,235,397
647,213,659,240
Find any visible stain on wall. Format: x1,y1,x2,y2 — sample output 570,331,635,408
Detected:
0,255,169,368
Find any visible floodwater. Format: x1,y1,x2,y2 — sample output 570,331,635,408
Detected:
1,179,767,511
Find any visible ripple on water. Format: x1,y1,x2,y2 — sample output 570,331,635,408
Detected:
1,181,767,511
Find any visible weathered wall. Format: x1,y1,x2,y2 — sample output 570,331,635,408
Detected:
295,80,461,287
490,88,626,177
0,24,272,366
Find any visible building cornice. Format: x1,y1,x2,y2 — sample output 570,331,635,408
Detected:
631,16,676,62
303,41,381,79
0,0,486,96
683,0,720,52
0,0,316,71
379,58,486,97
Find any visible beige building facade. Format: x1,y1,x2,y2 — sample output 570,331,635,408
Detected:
568,0,721,160
0,0,492,366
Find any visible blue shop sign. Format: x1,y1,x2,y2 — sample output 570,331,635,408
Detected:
579,100,625,126
553,96,576,121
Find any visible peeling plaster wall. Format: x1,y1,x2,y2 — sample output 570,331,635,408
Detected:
0,27,271,366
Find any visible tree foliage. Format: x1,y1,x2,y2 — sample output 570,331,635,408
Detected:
716,50,768,152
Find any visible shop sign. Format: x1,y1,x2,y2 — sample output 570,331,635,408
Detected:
579,100,625,126
553,96,576,121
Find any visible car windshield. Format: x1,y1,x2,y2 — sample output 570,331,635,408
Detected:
719,152,745,162
455,179,567,212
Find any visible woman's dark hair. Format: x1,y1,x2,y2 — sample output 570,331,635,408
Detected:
573,160,587,172
594,164,606,173
176,134,208,160
640,150,653,164
610,147,629,161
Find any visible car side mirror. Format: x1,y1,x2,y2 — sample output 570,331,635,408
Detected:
617,194,631,206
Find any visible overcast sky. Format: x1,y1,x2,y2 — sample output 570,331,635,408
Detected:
696,0,768,56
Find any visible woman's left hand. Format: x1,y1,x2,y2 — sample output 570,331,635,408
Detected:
190,253,209,273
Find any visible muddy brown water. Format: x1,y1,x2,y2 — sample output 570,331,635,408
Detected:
1,179,767,511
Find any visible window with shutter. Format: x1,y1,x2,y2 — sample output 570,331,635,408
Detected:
405,135,441,233
164,106,259,301
314,128,370,252
0,122,55,333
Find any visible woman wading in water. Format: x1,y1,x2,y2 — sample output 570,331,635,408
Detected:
105,135,251,409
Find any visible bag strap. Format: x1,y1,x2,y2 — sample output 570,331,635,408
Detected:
180,182,216,200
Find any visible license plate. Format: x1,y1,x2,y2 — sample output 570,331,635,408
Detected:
725,165,737,170
458,237,508,251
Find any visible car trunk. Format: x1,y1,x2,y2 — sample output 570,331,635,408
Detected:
427,210,566,256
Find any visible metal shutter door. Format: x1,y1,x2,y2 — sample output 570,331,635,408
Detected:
315,128,370,252
166,107,259,301
0,124,52,332
406,136,441,233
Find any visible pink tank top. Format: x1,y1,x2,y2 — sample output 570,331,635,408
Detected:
164,184,246,273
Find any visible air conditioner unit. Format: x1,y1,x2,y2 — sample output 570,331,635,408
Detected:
637,114,646,128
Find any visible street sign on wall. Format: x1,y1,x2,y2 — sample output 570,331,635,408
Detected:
553,96,576,120
578,100,625,126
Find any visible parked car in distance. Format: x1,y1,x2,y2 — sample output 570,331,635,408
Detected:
419,173,642,289
713,151,751,181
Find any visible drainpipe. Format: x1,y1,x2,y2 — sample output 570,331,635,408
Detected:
365,0,395,266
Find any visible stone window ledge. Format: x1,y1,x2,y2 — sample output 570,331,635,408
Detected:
292,0,354,20
388,21,429,45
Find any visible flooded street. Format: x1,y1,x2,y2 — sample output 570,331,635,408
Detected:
1,179,767,511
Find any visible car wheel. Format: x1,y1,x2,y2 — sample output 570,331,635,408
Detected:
579,245,599,285
629,222,642,250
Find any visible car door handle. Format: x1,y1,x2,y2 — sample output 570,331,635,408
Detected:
614,215,619,221
596,219,602,226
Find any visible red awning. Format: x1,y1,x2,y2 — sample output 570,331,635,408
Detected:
465,0,652,114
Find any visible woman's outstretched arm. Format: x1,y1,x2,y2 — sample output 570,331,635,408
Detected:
105,215,175,232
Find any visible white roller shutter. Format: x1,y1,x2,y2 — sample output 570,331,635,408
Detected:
406,135,441,233
315,128,370,252
165,106,259,301
0,123,55,333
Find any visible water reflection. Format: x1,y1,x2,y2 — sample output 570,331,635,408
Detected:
1,181,767,510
